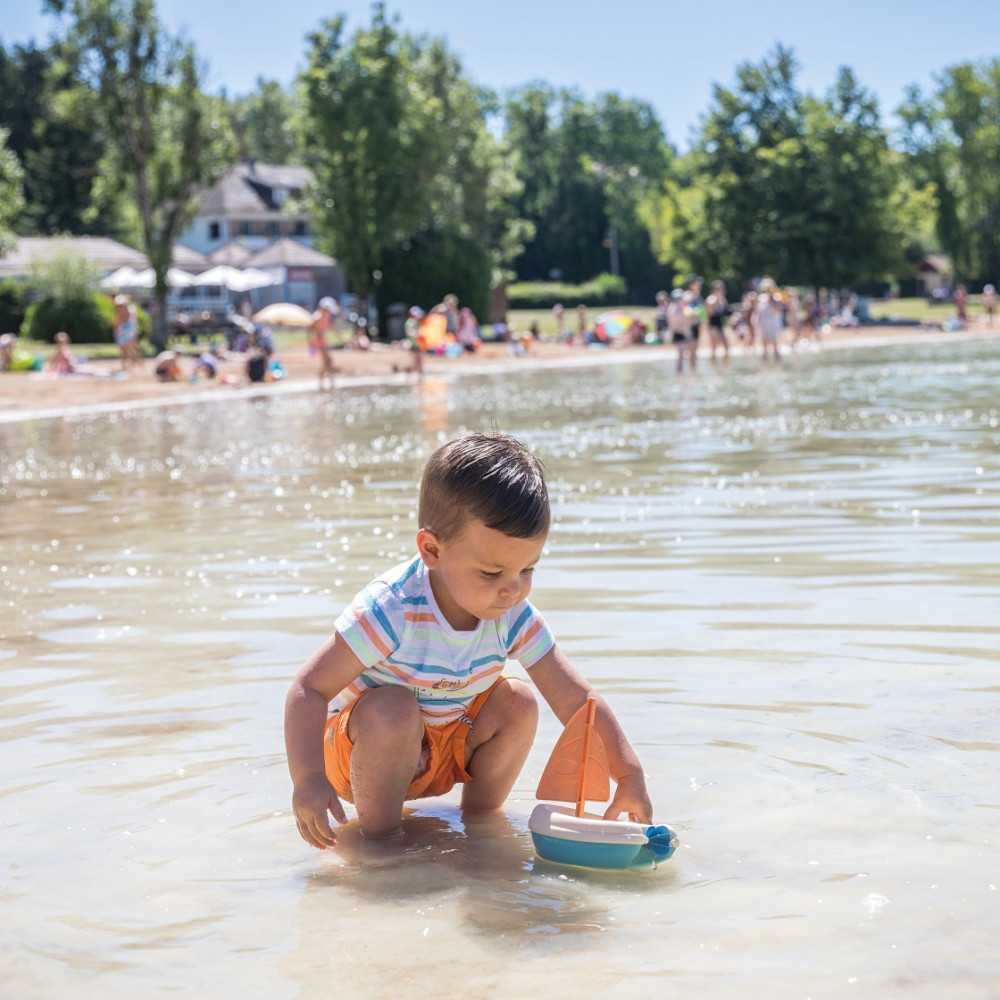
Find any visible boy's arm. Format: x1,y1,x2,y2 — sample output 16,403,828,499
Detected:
284,632,365,848
527,643,653,824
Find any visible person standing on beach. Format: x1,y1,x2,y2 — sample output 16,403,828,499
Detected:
981,284,996,327
309,297,339,390
654,291,669,343
798,292,822,343
552,303,566,341
113,295,139,373
954,284,968,324
575,305,589,344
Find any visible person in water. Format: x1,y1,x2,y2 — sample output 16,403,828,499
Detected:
284,433,653,844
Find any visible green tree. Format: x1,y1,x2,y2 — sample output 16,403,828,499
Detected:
300,4,530,310
503,86,670,294
229,78,301,164
0,40,122,236
0,127,24,253
301,7,439,300
649,48,928,290
0,128,24,254
899,60,1000,282
50,0,234,348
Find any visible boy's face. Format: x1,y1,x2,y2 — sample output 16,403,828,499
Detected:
418,518,547,622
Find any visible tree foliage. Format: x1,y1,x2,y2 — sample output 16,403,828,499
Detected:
0,128,24,254
300,4,529,306
228,78,301,164
899,60,1000,282
503,85,671,294
0,40,121,236
646,48,933,290
52,0,234,347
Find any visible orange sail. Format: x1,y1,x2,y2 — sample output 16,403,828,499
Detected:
536,697,610,816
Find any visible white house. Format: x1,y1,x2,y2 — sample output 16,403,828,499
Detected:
178,161,315,257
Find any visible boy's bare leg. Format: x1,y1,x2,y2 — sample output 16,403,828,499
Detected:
348,686,424,838
461,679,538,812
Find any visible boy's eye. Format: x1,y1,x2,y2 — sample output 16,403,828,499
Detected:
480,570,502,580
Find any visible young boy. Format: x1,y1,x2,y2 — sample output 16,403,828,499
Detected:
284,433,653,845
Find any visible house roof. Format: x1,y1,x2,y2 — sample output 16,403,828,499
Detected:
197,161,313,218
170,243,211,273
208,241,255,266
0,236,211,277
918,254,952,274
0,236,147,278
247,238,336,269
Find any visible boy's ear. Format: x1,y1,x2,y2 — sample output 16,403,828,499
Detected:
416,528,441,567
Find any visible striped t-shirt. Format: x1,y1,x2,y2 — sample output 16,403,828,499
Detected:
331,556,555,726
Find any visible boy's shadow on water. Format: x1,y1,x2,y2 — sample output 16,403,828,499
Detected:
303,806,676,948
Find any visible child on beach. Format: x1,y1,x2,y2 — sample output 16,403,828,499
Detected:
47,331,76,375
284,433,653,845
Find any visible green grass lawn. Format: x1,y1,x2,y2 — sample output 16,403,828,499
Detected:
868,296,981,323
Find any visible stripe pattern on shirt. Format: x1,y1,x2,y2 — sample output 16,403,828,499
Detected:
332,556,554,725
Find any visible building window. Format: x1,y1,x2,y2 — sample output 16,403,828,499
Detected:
293,220,308,237
239,221,252,237
269,221,280,238
208,221,220,240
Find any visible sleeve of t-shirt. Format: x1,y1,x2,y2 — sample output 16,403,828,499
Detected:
334,580,402,668
504,599,555,668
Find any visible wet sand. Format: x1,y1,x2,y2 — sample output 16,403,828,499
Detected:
3,325,999,423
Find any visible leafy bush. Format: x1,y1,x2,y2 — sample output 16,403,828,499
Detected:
21,292,151,344
19,253,150,344
507,273,628,309
29,251,100,300
0,279,27,335
378,229,491,321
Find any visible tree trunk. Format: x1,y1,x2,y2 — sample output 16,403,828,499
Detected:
152,284,169,353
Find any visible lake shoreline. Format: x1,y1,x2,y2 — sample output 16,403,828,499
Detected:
2,324,999,425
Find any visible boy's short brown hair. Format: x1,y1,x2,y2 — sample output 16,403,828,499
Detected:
419,433,550,542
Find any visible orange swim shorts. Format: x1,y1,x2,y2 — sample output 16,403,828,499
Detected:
323,678,508,803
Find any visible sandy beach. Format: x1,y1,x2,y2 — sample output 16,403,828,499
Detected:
2,324,999,423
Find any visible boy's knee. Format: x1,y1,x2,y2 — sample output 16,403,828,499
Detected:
351,686,422,744
499,679,538,733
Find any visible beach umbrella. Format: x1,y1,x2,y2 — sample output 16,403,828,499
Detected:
100,266,141,291
194,265,278,292
129,267,196,289
252,302,313,327
232,268,279,292
594,310,633,339
202,266,277,292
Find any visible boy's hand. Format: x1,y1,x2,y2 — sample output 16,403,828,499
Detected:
603,771,653,825
292,773,346,849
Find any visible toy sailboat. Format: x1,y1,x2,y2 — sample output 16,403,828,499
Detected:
529,697,677,870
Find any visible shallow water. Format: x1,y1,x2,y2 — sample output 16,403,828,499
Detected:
2,341,999,999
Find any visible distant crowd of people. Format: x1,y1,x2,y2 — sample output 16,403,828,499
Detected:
3,277,997,387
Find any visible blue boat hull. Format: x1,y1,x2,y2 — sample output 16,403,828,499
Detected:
531,831,644,869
